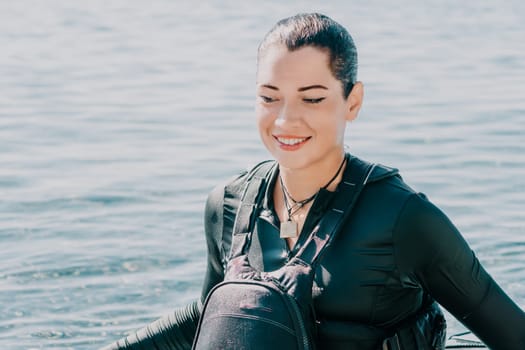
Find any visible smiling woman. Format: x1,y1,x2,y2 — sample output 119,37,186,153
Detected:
102,13,525,350
256,46,359,168
255,45,362,245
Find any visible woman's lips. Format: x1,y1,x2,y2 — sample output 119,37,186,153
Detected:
273,135,311,150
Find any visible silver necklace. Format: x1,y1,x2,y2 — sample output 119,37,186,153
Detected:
279,157,346,239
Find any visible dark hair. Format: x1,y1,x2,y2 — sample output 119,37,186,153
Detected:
257,13,358,97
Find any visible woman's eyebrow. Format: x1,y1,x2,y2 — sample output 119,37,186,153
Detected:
259,84,328,91
260,84,279,90
298,84,328,92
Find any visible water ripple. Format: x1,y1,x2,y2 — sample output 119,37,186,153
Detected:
0,1,524,349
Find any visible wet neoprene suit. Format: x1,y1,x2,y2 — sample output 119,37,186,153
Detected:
105,154,525,350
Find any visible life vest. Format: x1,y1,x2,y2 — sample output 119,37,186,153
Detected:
193,155,447,349
192,157,375,350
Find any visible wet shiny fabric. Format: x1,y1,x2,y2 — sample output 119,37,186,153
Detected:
193,157,374,350
105,154,525,350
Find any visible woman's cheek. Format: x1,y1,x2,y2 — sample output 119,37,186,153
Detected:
256,105,275,128
255,108,272,143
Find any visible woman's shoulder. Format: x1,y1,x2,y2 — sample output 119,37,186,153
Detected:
350,155,415,197
206,159,277,211
350,156,431,229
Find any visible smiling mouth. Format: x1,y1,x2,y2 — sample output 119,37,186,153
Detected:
274,136,311,146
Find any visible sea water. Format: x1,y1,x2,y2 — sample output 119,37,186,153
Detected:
0,1,524,349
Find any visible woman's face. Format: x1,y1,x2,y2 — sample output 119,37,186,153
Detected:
255,44,362,171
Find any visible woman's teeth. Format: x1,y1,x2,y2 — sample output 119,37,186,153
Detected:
277,137,308,145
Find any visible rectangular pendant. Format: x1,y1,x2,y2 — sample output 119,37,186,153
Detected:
280,220,298,239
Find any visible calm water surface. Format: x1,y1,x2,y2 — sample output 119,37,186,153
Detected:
0,1,524,349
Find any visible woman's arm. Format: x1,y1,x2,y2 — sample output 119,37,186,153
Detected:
101,301,201,350
101,184,227,350
395,193,525,350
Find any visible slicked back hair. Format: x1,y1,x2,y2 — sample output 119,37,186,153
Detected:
258,13,358,97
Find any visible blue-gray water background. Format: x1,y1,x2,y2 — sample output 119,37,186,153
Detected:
1,1,524,349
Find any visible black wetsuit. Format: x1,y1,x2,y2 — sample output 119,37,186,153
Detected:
105,155,525,350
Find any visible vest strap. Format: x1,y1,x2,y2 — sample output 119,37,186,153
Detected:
229,161,276,259
229,155,376,266
296,157,375,265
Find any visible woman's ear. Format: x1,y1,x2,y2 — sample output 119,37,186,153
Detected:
346,82,364,122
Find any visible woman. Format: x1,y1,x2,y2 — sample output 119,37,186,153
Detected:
104,13,525,350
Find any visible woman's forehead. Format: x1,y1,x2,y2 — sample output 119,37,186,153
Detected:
258,44,329,66
256,45,335,86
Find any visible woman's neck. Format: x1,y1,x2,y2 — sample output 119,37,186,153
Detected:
278,151,346,202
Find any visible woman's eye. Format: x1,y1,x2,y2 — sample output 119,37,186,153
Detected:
303,97,325,104
260,95,277,103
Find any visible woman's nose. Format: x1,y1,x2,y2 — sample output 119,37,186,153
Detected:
277,101,301,124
